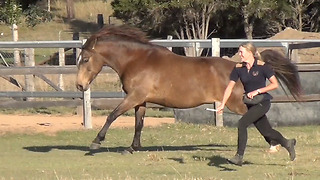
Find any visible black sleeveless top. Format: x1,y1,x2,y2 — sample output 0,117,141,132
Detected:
230,60,275,100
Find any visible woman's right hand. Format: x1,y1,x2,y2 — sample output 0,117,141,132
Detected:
216,104,225,114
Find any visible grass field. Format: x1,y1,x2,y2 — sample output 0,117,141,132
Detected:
0,123,319,179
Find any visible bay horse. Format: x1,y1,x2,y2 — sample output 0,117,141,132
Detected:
76,25,301,153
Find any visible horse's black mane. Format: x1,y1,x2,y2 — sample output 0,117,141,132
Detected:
84,25,152,49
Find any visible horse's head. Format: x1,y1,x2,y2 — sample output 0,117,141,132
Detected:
76,25,151,91
76,39,104,91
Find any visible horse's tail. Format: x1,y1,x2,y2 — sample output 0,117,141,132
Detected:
260,49,302,100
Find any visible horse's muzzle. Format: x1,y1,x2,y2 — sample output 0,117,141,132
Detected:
76,84,86,91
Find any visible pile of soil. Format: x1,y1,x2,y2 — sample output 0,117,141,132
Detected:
269,27,320,63
229,27,320,63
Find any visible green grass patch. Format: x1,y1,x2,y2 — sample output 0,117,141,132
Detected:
0,124,319,179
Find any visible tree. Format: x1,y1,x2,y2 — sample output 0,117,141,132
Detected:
287,0,316,31
306,1,320,32
0,0,22,25
227,0,278,39
261,0,319,33
0,0,23,66
111,0,225,56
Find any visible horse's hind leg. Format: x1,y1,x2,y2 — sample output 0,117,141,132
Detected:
125,103,146,153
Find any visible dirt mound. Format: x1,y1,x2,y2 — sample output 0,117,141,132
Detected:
228,27,320,63
270,27,320,63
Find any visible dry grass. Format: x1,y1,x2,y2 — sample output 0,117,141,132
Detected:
0,0,123,93
0,0,119,41
53,0,114,23
0,73,121,92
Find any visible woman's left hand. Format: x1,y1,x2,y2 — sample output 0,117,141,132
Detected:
247,90,260,99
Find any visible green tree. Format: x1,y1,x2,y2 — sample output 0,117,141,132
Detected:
111,0,226,56
0,0,23,25
287,0,316,31
0,0,23,66
24,4,53,27
227,0,278,39
307,1,320,32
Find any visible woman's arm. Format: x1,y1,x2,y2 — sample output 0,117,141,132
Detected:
247,75,279,99
217,81,236,113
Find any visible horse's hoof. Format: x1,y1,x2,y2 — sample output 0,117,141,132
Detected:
121,147,134,155
90,142,101,150
121,150,132,155
84,152,94,156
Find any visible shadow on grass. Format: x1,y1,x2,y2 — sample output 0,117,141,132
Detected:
206,155,238,171
23,143,233,155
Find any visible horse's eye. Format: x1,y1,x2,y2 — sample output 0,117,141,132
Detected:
83,58,89,63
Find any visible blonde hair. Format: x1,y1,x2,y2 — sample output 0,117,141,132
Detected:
239,42,263,61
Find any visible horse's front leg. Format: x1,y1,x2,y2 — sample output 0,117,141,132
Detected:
90,98,137,150
124,103,146,154
90,112,118,150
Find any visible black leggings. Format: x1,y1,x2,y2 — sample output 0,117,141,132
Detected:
237,100,288,156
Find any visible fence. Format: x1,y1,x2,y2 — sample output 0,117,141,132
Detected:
0,39,320,128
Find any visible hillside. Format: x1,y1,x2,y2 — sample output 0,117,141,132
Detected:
0,0,118,41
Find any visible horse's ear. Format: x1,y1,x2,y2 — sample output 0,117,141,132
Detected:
92,38,97,50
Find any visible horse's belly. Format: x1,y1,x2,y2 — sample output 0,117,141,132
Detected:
147,89,215,108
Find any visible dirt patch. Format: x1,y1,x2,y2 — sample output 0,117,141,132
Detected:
0,114,175,135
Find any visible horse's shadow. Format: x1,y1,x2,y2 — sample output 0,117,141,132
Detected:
23,143,231,155
23,144,237,169
23,144,284,168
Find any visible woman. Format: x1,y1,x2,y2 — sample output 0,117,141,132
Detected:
217,43,299,166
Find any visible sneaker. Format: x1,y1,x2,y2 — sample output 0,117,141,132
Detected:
267,144,281,153
227,154,243,166
285,139,296,161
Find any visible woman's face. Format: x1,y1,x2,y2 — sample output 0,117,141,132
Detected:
238,46,253,63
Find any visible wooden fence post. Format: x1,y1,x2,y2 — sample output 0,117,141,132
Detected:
97,14,104,29
79,39,92,129
12,24,21,66
211,38,223,127
58,48,65,90
24,48,35,101
166,35,173,51
83,88,92,129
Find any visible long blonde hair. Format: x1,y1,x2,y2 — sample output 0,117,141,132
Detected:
239,42,302,100
239,42,262,61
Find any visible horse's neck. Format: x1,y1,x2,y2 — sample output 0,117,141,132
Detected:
100,43,141,77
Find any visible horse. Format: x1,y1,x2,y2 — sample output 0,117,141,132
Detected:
76,25,301,153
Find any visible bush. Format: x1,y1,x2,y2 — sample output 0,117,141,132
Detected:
0,0,23,25
24,4,53,27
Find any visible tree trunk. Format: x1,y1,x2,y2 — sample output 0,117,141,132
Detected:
243,17,253,39
242,5,253,39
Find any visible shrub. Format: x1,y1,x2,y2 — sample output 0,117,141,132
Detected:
0,0,23,25
24,4,53,27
